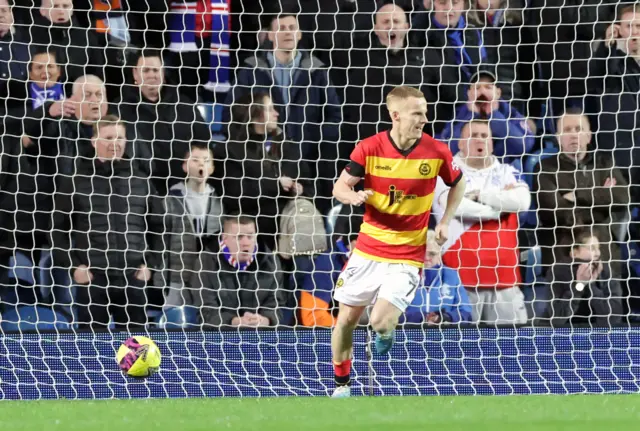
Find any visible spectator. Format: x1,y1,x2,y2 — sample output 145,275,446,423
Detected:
29,0,106,91
215,91,309,250
297,204,364,327
50,115,165,329
119,50,211,197
160,142,223,309
190,215,285,327
467,0,532,113
22,75,108,193
342,3,443,144
0,132,42,304
433,119,530,324
527,0,611,110
0,0,30,116
26,49,65,111
437,68,534,164
588,3,640,203
412,0,487,105
539,227,623,327
535,108,629,273
3,47,65,136
404,230,472,325
224,9,341,212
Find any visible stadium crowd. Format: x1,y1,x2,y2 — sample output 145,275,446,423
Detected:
0,0,637,330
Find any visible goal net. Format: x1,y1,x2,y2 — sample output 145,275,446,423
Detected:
0,0,639,400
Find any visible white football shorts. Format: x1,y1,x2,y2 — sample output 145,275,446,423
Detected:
333,253,422,312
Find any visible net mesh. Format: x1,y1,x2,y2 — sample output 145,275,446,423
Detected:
0,0,639,399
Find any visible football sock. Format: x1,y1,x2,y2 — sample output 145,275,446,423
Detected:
333,359,352,386
377,331,393,340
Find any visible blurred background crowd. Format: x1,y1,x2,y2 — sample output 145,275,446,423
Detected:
0,0,637,330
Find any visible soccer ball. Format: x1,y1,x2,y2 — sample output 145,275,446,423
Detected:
116,336,161,378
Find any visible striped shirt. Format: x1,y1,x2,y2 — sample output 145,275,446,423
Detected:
345,131,462,267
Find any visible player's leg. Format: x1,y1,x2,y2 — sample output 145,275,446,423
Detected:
331,302,365,397
371,264,421,355
369,298,403,355
331,255,379,398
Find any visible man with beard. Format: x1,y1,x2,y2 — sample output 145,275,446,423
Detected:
437,69,534,165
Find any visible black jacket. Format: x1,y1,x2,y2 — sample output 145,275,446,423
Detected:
412,17,484,110
541,258,623,327
534,151,629,267
189,244,285,326
526,0,616,101
0,134,45,255
343,34,441,142
587,42,640,196
478,17,530,113
119,85,211,196
29,13,106,90
0,26,30,119
51,158,165,273
214,132,308,241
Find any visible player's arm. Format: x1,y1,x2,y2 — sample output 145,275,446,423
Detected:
439,178,465,226
332,168,373,207
434,174,466,246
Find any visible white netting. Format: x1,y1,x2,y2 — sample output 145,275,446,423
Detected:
0,0,639,400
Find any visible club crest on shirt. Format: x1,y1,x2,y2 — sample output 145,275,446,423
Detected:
419,163,432,176
336,278,345,289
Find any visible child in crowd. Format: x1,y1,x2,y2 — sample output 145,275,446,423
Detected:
540,227,623,327
159,142,223,307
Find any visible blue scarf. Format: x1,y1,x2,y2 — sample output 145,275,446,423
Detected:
219,240,257,271
431,15,482,79
29,82,64,110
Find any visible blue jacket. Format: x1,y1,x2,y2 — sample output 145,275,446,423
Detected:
437,101,534,163
404,265,472,324
224,50,341,162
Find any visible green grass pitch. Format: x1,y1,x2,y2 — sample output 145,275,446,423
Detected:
2,395,640,431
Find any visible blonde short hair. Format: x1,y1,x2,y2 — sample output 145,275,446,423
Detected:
386,86,425,110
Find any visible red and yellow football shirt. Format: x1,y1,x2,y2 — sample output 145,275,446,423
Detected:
345,131,462,268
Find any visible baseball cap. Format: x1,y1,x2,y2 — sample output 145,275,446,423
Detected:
469,67,497,84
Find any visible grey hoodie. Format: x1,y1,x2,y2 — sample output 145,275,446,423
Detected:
157,181,223,306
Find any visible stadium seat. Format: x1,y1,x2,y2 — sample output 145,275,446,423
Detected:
519,145,559,228
522,145,558,190
8,251,36,287
158,306,199,328
0,306,72,331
